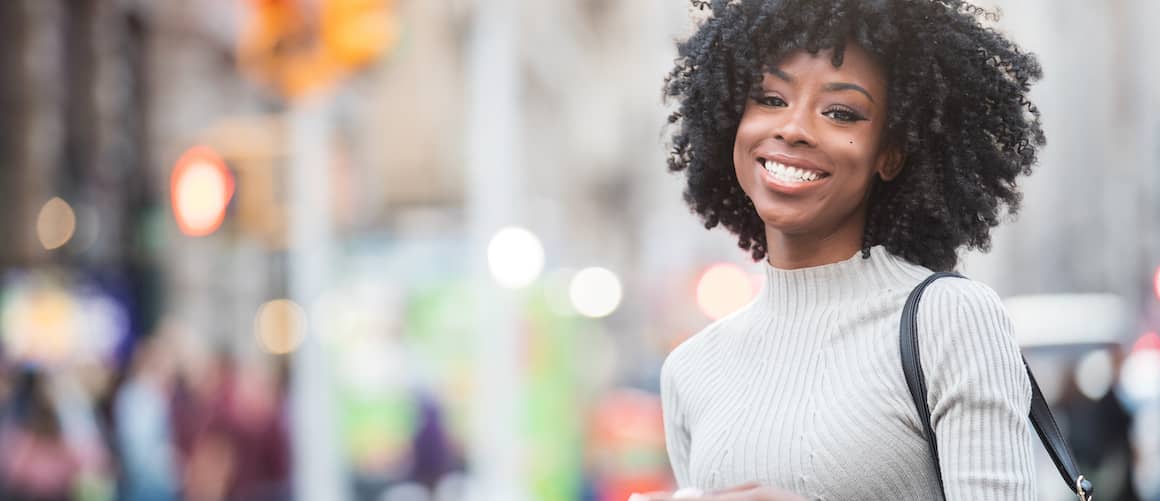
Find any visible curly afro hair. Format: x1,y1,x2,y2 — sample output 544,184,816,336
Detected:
664,0,1044,271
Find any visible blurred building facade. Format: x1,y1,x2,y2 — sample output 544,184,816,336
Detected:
1,0,155,272
4,0,1155,354
967,0,1160,309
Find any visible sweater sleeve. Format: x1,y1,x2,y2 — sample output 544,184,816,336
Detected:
661,351,693,488
917,279,1036,501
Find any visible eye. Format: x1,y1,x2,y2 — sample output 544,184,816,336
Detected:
823,106,867,123
755,95,787,107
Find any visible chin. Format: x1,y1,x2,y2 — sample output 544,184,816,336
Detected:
755,206,813,235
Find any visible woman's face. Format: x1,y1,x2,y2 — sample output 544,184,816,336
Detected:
733,43,895,244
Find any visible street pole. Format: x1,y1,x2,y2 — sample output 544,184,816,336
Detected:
288,96,350,501
465,0,528,498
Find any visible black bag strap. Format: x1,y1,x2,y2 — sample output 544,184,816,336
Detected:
900,272,1093,501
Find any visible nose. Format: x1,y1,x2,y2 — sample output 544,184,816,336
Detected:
773,106,817,147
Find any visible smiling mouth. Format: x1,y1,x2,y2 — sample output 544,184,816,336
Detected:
759,158,831,184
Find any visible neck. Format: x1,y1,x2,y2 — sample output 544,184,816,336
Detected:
764,220,865,270
756,244,931,314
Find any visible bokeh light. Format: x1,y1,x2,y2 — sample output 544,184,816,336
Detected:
171,146,234,237
255,299,308,355
486,226,545,289
36,197,77,250
1121,332,1160,404
569,267,623,318
696,263,758,320
1154,265,1160,303
1,285,76,365
1134,331,1160,352
1074,349,1115,400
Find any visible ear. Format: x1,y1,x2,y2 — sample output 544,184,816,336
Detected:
875,145,905,181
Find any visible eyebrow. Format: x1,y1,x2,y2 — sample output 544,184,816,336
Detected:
769,68,794,82
768,69,877,103
824,82,876,103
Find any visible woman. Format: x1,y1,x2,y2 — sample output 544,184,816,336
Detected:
652,0,1045,499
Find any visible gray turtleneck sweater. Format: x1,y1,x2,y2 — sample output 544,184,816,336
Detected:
661,246,1036,500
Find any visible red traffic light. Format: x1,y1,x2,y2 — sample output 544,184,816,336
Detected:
170,146,234,237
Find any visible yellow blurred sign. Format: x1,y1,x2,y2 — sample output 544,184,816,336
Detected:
238,0,399,99
322,0,400,69
198,115,290,249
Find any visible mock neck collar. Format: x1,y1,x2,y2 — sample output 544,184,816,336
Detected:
758,245,931,310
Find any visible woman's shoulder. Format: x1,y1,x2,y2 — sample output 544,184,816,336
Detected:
877,245,1005,312
911,275,1032,411
663,302,757,378
913,274,1020,351
920,275,1007,315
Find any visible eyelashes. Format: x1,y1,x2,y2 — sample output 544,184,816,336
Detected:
822,106,867,123
755,95,787,107
753,94,868,123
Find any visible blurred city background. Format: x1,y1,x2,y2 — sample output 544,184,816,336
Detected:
0,0,1157,500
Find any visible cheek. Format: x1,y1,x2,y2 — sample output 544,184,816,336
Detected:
732,121,758,186
732,122,752,159
827,139,882,201
732,148,755,196
836,134,881,173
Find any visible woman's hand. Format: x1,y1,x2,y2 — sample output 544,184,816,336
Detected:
631,483,809,501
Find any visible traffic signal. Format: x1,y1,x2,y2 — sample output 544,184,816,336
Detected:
170,146,234,237
237,0,398,99
321,0,399,70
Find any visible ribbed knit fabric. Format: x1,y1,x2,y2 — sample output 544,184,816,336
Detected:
661,245,1036,500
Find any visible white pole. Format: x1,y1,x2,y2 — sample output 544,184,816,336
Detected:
288,96,350,501
464,0,528,498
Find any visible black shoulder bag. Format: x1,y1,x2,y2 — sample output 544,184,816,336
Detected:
900,272,1094,500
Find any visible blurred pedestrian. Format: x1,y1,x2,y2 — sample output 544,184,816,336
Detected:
216,361,290,500
1057,352,1137,500
176,352,290,500
406,391,464,491
0,369,84,500
114,335,180,501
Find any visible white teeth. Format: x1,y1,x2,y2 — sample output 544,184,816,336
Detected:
762,159,823,183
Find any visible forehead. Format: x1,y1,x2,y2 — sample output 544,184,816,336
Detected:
768,43,887,91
